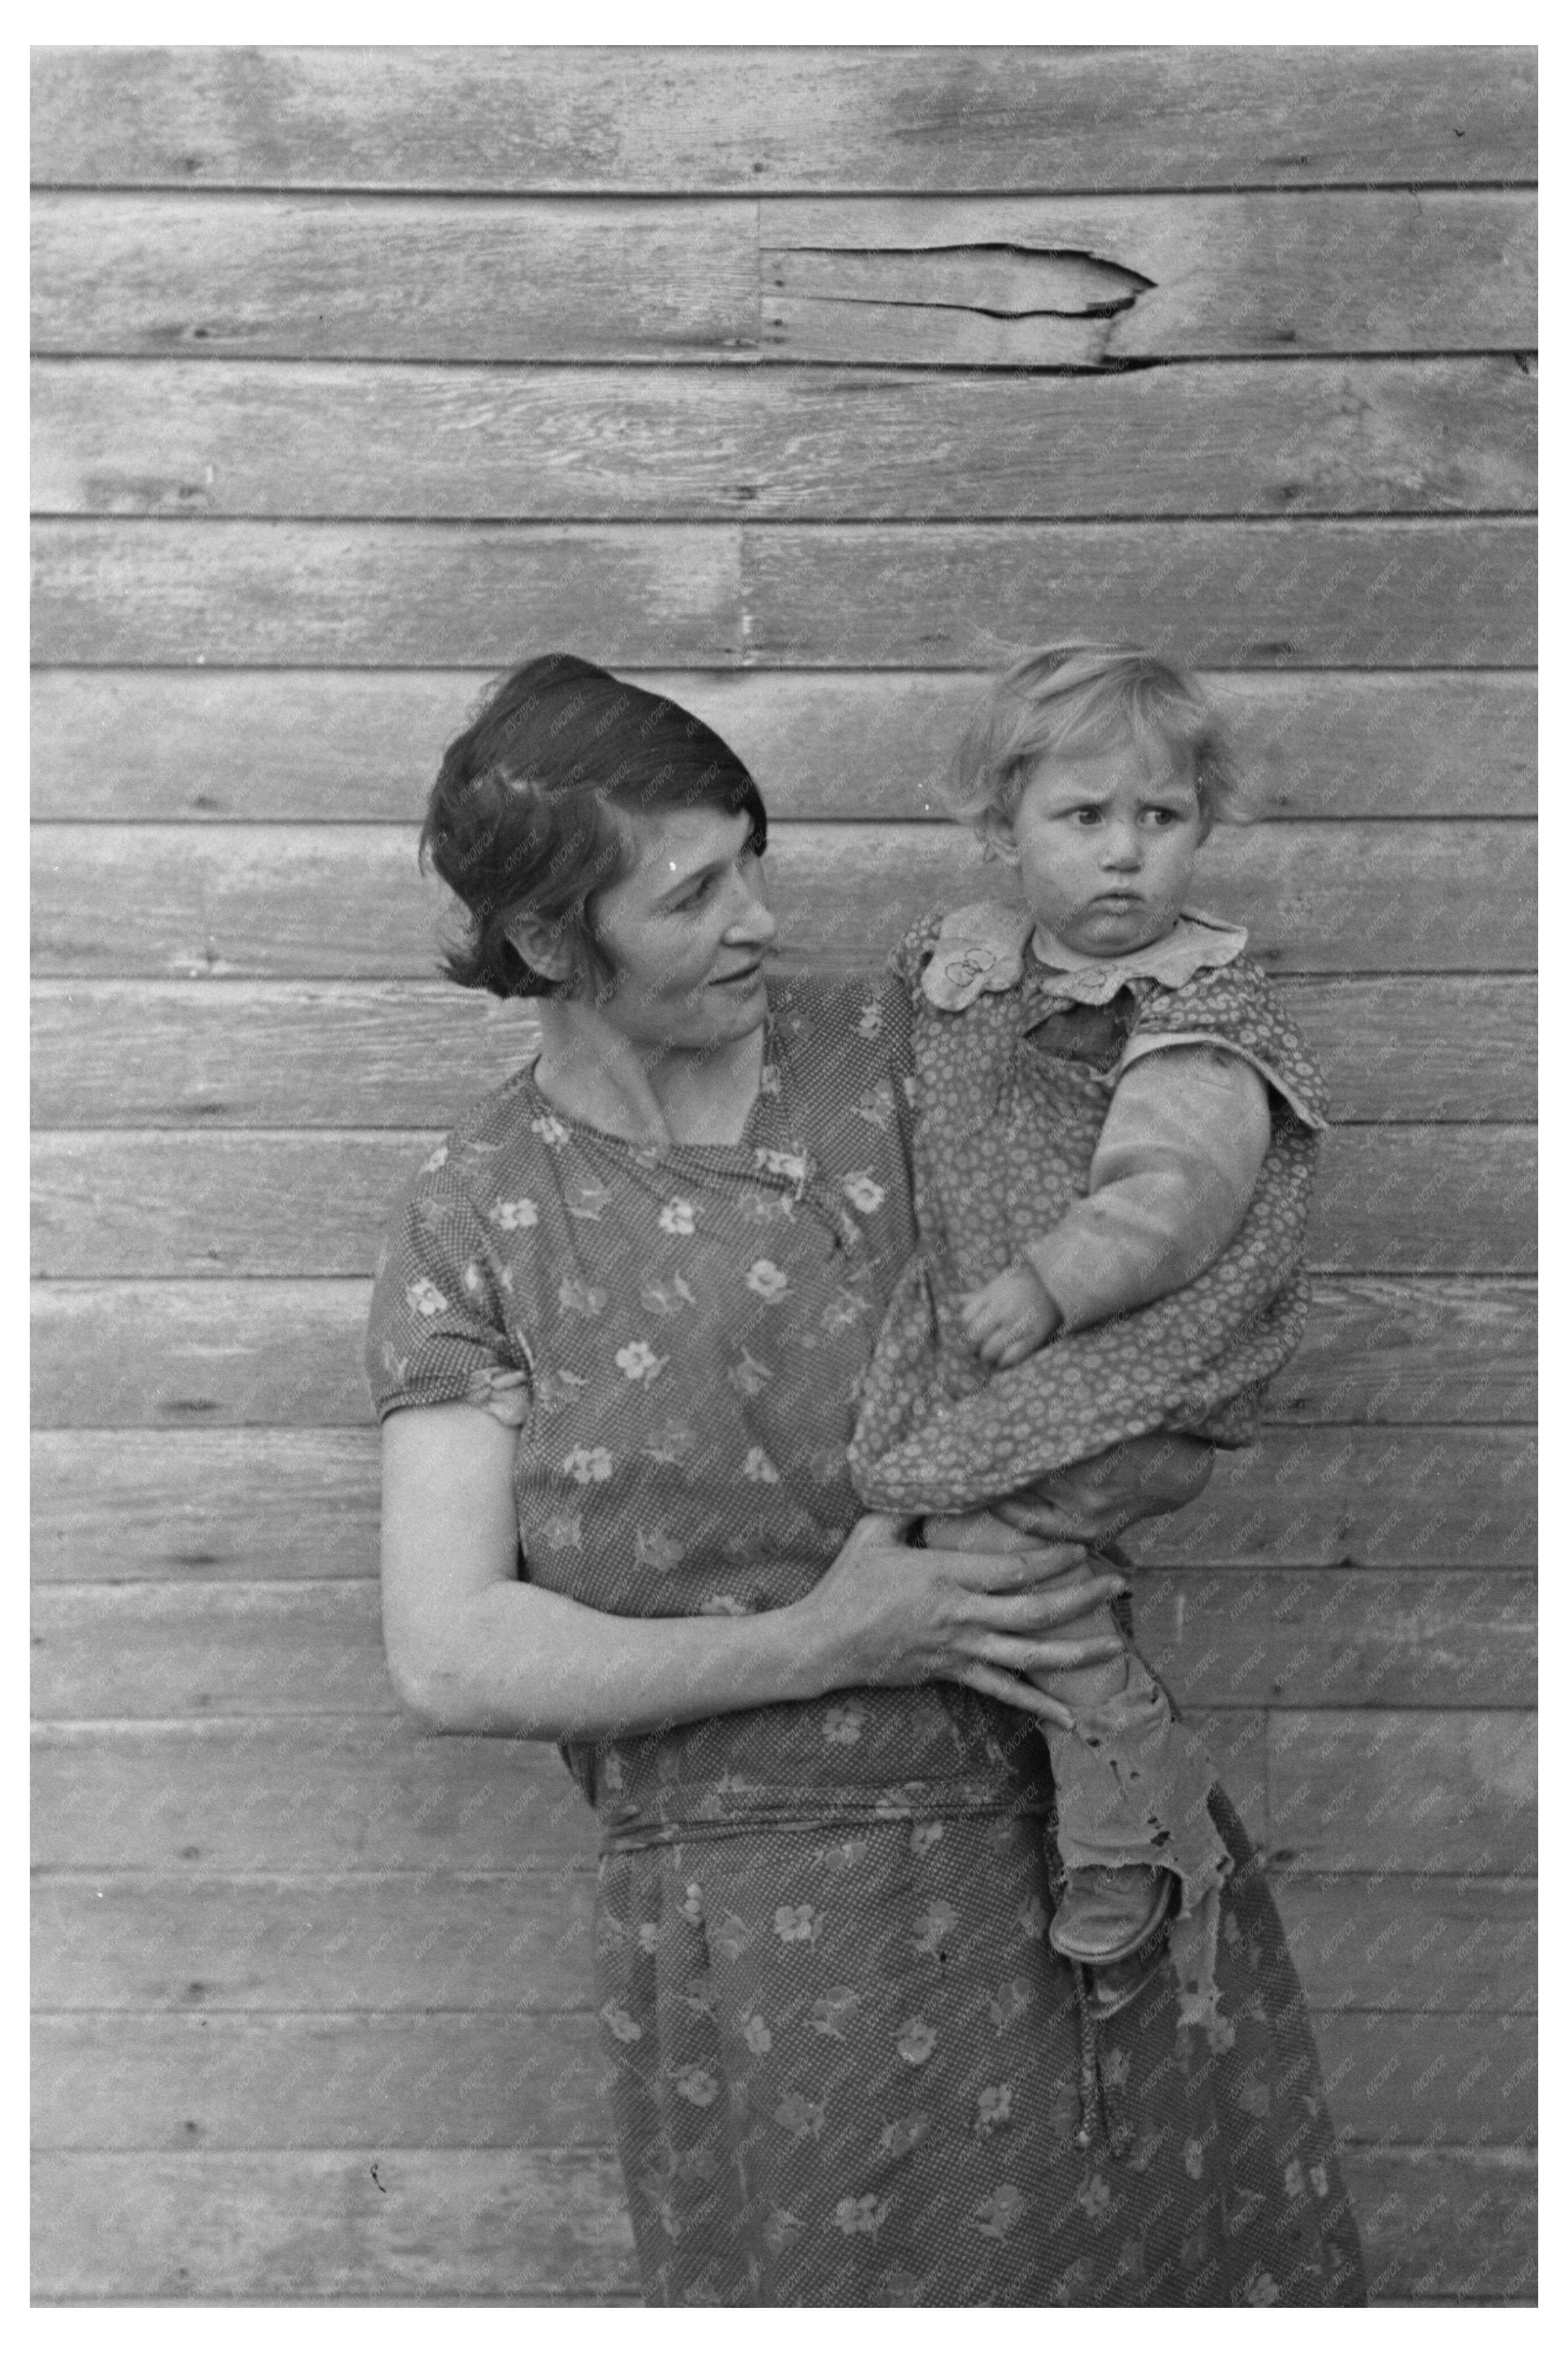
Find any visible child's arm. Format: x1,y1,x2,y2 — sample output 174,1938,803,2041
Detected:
962,1046,1272,1367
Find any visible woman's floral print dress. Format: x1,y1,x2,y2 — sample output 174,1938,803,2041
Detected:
366,970,1364,2307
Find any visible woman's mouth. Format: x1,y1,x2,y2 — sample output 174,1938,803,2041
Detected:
712,961,764,988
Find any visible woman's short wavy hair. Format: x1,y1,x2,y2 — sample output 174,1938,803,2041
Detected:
420,653,768,999
949,643,1249,842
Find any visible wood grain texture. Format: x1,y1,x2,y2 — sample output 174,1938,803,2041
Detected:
761,193,1537,365
34,1867,1536,2017
27,975,1539,1130
29,821,1540,978
29,191,1537,366
743,520,1537,669
32,518,1538,669
26,2143,1537,2303
30,2146,635,2302
30,669,1539,823
30,1571,1534,1724
31,1276,1534,1429
32,520,743,668
32,357,1538,519
1268,1709,1535,1873
1272,1872,1534,2014
31,192,758,362
30,1712,1268,1873
29,2004,1534,2153
32,1869,598,2013
27,1123,1540,1280
29,46,1538,192
31,1425,1534,1586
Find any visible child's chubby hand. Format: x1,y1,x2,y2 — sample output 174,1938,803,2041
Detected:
959,1261,1062,1369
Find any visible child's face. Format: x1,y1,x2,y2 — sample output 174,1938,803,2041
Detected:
994,735,1205,958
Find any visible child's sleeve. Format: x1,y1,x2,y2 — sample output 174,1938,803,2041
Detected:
1023,1047,1272,1330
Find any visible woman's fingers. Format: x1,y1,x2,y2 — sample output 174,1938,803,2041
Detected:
932,1539,1091,1592
974,1629,1127,1676
977,1578,1125,1634
955,1664,1076,1732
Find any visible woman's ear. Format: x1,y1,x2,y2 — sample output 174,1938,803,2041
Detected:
504,910,575,984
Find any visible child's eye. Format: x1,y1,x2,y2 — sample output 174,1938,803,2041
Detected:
1069,807,1102,827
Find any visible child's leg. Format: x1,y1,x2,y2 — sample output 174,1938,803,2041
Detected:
923,1505,1230,1984
922,1507,1128,1717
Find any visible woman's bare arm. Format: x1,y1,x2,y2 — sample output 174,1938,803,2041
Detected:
380,1403,1132,1741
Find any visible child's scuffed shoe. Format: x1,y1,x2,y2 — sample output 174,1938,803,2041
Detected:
1048,1864,1175,1968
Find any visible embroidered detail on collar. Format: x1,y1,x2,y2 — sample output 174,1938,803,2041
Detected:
1024,909,1249,1006
920,902,1037,1011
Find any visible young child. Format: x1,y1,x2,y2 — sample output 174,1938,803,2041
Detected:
848,644,1329,2028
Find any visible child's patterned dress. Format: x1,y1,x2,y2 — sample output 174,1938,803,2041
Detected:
848,900,1329,2026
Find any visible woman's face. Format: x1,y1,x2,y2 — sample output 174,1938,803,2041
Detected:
588,804,778,1056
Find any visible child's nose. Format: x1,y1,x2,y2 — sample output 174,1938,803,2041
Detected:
1101,827,1141,869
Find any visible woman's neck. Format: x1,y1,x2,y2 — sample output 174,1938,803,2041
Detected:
530,999,766,1146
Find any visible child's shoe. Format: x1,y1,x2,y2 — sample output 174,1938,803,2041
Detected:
1048,1864,1174,1969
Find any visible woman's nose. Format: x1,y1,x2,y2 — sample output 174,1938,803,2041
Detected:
724,870,778,945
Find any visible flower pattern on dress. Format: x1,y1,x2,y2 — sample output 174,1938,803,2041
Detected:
405,1277,447,1318
490,1197,539,1231
658,1198,697,1237
842,1170,887,1213
745,1259,790,1304
364,973,1364,2312
615,1339,667,1383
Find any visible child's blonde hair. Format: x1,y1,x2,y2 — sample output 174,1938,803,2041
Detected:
949,643,1248,841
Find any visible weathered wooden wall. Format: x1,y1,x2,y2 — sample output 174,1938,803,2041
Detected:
30,46,1536,2306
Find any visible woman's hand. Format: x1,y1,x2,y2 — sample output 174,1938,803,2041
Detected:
992,1430,1216,1545
798,1513,1129,1731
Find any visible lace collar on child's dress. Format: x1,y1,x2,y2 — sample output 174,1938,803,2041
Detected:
919,901,1248,1013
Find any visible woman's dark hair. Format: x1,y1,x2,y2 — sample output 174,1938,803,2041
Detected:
420,653,768,999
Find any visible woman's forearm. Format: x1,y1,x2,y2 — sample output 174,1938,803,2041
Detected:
396,1573,837,1741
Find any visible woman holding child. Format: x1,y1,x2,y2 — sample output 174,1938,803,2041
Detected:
369,650,1366,2307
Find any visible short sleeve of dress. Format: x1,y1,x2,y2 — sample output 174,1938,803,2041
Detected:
886,908,950,995
364,1147,528,1426
1119,956,1331,1133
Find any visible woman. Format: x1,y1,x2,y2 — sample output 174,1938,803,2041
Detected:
368,655,1366,2307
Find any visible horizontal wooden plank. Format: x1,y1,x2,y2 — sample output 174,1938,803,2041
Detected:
1318,2010,1534,2151
1138,1572,1535,1710
30,1426,1536,1588
32,2011,612,2152
31,520,742,668
29,1714,1268,1874
32,192,757,362
32,519,1539,671
1346,2146,1536,2304
29,669,1539,824
1273,1872,1534,2014
29,46,1538,192
761,192,1537,365
31,1869,597,2015
1269,1710,1536,1874
30,1570,1534,1725
1269,1276,1535,1425
29,2005,1535,2155
27,1124,1539,1281
30,2146,635,2301
31,1275,1534,1430
35,1865,1533,2019
29,2142,1537,2304
32,357,1538,521
32,1718,603,1875
30,191,1538,365
26,975,1539,1131
743,520,1538,669
29,821,1539,979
